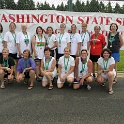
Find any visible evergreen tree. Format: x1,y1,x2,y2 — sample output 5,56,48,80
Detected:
59,2,65,11
81,2,86,12
51,4,55,10
17,0,35,10
0,0,5,9
85,0,90,12
99,1,105,12
4,0,16,10
105,1,113,13
89,0,99,12
113,3,121,13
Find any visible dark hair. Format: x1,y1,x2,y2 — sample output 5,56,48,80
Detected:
36,26,43,34
101,48,111,58
110,23,118,31
81,49,88,54
9,22,16,28
23,49,31,58
44,47,51,53
0,23,3,33
71,24,77,28
46,26,54,34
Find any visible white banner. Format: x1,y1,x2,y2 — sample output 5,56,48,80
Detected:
0,9,124,49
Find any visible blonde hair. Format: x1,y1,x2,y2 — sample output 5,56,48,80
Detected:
60,23,66,28
2,48,9,52
82,22,87,27
21,23,27,27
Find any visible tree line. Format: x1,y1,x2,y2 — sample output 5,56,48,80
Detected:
0,0,124,14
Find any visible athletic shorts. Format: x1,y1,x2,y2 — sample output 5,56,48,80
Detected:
57,53,64,60
24,71,30,78
9,53,17,59
112,53,120,62
90,54,100,62
71,55,76,59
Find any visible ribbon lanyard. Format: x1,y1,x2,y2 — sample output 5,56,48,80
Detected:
81,59,87,72
0,34,4,43
64,57,70,71
70,33,75,40
11,32,16,43
81,32,86,43
59,34,64,44
23,33,29,44
103,59,108,70
109,32,117,45
23,59,29,69
45,57,51,70
3,58,8,67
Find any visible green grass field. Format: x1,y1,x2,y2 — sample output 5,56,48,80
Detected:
118,50,124,71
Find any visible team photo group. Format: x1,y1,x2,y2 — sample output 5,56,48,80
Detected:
0,22,123,95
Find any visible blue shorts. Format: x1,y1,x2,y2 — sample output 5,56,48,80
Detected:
112,53,120,62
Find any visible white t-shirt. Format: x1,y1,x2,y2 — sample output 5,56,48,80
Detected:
16,32,32,57
0,33,4,53
34,35,46,59
70,33,82,55
57,32,70,54
80,32,90,50
4,31,17,54
58,55,75,75
46,34,57,50
97,57,115,70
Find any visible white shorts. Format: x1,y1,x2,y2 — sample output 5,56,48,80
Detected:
42,71,57,82
101,69,116,79
57,72,74,84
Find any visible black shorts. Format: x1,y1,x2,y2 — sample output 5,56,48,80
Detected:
24,71,30,78
57,53,64,60
71,55,76,59
90,54,100,62
0,53,2,56
9,53,17,59
4,71,14,78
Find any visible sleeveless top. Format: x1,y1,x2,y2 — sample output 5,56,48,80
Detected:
34,35,45,59
78,57,88,78
107,32,120,53
43,56,57,73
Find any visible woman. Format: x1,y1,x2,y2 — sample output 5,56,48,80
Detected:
80,22,90,50
74,49,93,90
0,23,4,56
16,23,32,58
57,47,75,89
45,26,58,58
40,47,57,90
97,48,116,95
32,26,46,80
107,23,124,83
0,48,15,89
70,24,81,59
88,26,106,77
57,23,71,60
16,49,36,90
4,22,17,59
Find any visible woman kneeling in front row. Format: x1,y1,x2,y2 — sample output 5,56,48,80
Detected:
57,47,75,88
40,47,57,90
97,48,116,95
74,49,93,90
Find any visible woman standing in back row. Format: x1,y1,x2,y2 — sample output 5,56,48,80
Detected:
107,23,123,83
88,26,106,78
57,23,71,60
0,23,4,56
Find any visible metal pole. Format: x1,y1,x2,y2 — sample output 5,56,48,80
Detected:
69,0,72,11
